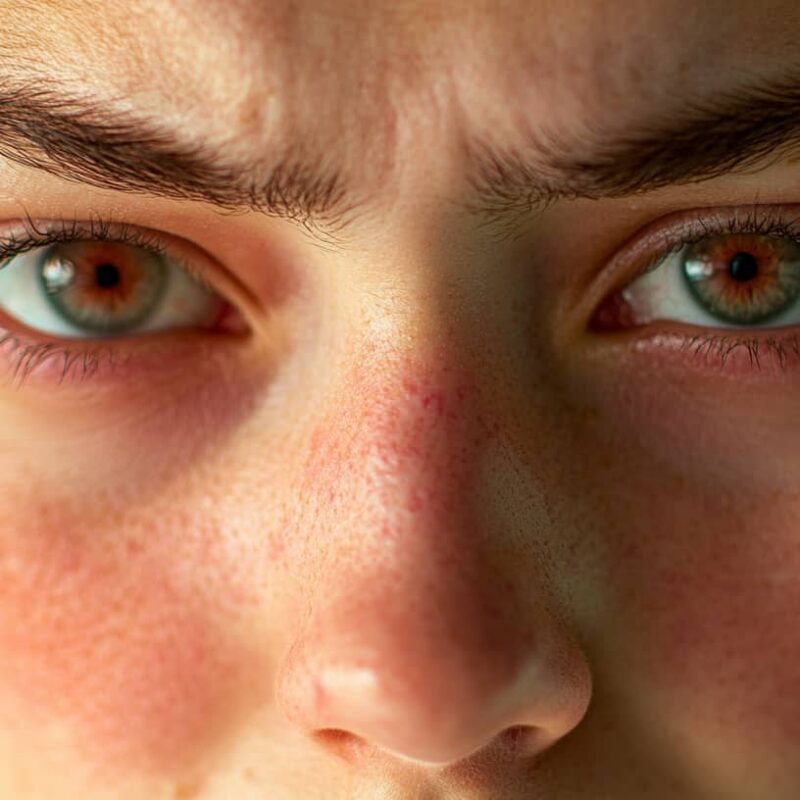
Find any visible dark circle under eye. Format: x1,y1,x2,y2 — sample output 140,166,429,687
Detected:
682,233,800,325
38,241,168,334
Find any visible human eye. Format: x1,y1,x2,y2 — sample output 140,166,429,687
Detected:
0,216,247,389
590,205,800,373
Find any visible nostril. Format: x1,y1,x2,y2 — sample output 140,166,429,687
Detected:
313,728,371,766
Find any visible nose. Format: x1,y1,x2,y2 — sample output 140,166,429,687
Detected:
274,337,592,768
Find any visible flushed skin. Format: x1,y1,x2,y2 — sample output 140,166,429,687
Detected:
0,1,799,798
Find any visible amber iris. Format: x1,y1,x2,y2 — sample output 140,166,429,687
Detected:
38,240,168,333
682,233,800,324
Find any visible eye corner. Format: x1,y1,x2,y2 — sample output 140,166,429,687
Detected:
588,289,636,333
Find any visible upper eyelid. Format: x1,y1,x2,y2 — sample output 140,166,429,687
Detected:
9,205,797,327
639,210,800,275
603,205,800,289
1,217,191,267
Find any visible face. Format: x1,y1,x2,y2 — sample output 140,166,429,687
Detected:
1,0,799,797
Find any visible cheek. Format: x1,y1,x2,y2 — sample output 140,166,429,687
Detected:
566,360,800,779
609,501,800,783
0,497,257,778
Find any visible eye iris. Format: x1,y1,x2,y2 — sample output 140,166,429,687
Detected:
39,241,167,334
682,234,800,324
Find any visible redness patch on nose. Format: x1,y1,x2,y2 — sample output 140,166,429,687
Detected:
289,343,505,581
0,503,256,781
300,348,488,508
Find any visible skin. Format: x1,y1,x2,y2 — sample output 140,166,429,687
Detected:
0,0,800,797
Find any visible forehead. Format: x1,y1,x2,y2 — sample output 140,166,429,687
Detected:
2,0,800,176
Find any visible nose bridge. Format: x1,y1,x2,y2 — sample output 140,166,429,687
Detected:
311,342,489,541
296,337,503,621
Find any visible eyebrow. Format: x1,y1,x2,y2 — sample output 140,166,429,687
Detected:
0,72,800,244
0,80,359,247
463,70,800,225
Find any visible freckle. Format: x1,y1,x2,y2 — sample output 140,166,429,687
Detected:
125,538,144,557
267,528,286,561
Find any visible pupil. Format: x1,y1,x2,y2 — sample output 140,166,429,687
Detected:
728,251,759,282
95,262,120,288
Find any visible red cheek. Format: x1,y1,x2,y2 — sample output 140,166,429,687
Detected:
0,507,255,778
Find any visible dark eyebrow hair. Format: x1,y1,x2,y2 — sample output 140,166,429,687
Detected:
0,80,361,248
462,69,800,229
1,72,800,245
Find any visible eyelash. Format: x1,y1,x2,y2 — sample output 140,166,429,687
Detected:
640,205,800,273
599,204,800,374
0,214,214,287
0,215,221,389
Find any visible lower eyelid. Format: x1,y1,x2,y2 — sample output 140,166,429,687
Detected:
0,325,247,393
598,323,800,383
0,328,114,392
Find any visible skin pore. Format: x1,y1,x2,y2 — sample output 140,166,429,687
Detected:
1,0,800,798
